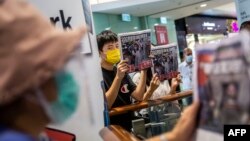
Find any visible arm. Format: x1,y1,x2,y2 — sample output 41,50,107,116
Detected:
143,88,155,101
105,60,129,109
143,74,160,100
146,102,200,141
131,70,147,101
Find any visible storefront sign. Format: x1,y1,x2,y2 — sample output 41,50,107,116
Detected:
155,25,169,45
202,22,216,27
185,17,227,34
235,0,250,25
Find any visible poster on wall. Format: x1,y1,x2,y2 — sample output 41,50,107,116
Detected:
29,0,93,54
118,30,153,73
235,0,250,26
155,25,169,45
151,44,179,81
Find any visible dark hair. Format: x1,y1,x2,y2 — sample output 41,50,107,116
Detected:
96,30,118,52
240,21,250,31
146,69,153,86
0,97,23,126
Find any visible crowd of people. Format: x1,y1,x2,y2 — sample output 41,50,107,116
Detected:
97,29,197,141
0,1,196,141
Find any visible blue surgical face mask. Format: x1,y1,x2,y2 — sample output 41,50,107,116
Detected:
186,55,193,63
36,71,79,125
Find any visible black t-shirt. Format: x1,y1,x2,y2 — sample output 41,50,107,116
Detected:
102,67,136,131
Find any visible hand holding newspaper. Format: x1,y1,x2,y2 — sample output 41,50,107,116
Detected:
118,30,153,73
194,31,250,141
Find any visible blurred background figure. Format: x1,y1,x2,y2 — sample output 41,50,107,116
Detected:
0,0,85,141
179,48,193,106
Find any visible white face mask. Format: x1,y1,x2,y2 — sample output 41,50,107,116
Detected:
186,55,193,63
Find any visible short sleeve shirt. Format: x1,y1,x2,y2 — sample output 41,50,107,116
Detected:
179,61,193,90
101,67,137,131
102,67,136,108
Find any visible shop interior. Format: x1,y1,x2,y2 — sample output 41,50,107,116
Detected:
92,1,239,140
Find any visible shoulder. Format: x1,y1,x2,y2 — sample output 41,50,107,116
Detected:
0,130,34,141
132,72,140,80
179,61,185,66
179,62,186,68
163,80,170,86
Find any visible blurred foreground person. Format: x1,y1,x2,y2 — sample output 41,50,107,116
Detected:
0,0,86,140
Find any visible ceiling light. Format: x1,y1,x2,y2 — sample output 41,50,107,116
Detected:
105,27,111,30
200,4,207,8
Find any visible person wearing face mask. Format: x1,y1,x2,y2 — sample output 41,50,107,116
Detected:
0,0,85,140
97,30,148,131
178,48,193,106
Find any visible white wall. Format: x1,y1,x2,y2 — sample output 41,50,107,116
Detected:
29,0,104,140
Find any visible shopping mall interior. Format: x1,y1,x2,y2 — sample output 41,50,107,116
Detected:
1,0,250,141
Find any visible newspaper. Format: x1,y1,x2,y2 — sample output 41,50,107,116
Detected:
194,31,250,140
151,44,179,81
118,30,153,73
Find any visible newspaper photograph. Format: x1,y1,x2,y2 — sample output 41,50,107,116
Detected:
118,30,153,73
151,44,179,81
195,32,250,136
